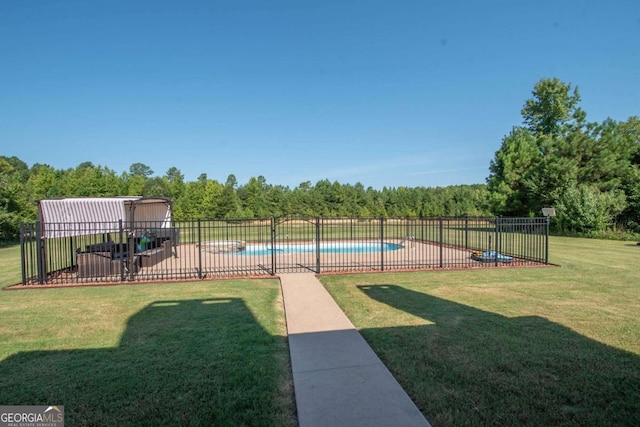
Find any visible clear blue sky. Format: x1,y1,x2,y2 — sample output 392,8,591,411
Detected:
1,1,638,189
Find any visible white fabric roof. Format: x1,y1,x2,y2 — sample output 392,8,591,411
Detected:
38,197,172,238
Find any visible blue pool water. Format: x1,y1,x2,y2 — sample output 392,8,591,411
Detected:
238,241,403,256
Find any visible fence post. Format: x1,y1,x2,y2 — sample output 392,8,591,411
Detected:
68,236,75,279
439,217,443,269
197,219,203,279
271,216,276,275
465,216,469,250
380,216,385,271
316,217,321,274
545,216,550,264
495,217,500,267
118,220,125,281
35,221,45,285
350,217,353,241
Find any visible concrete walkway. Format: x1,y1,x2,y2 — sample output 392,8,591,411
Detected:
280,273,431,427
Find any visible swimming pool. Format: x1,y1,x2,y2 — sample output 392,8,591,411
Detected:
238,241,403,256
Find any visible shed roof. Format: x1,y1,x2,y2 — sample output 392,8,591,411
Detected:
38,197,172,238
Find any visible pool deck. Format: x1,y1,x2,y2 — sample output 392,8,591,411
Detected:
136,239,477,279
56,237,532,285
280,273,431,427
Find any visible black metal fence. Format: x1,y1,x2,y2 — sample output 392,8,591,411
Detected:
19,216,549,285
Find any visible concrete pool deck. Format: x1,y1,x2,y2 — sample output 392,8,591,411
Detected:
280,273,431,427
139,239,478,278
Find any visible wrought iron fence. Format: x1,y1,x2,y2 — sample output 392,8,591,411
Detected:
19,216,549,285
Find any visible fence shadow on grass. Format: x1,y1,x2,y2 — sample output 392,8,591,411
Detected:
358,284,640,426
0,298,294,426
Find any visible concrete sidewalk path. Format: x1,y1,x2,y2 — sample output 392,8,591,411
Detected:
280,273,431,427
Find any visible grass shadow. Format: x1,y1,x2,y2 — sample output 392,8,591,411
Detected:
0,298,294,426
358,284,640,426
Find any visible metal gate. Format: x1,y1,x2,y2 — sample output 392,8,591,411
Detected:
272,214,319,273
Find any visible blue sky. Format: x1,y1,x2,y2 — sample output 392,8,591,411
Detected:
1,1,638,189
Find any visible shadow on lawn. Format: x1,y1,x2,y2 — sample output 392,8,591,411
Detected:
0,298,293,426
358,284,640,426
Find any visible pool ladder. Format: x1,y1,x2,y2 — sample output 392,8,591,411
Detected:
401,235,415,249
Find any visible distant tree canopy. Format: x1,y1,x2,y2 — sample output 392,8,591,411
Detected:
488,77,640,233
0,158,491,241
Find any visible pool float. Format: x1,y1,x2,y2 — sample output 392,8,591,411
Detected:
471,250,513,263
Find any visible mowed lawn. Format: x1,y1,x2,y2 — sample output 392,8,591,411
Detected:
321,237,640,426
0,247,296,426
2,236,639,425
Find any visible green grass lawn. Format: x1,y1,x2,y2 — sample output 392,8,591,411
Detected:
3,235,639,425
0,248,296,426
321,236,640,426
0,245,22,289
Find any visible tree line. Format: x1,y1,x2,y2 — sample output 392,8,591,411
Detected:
2,77,638,242
0,158,491,241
